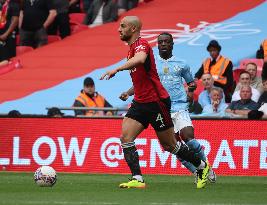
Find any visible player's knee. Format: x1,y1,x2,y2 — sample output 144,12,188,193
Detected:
181,129,194,142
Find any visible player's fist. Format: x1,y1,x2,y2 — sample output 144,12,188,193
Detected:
119,92,129,101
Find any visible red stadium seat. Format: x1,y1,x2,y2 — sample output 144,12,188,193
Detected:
48,35,61,44
70,22,88,34
193,80,204,101
16,46,34,55
239,58,264,71
16,35,20,46
69,13,86,24
233,68,244,83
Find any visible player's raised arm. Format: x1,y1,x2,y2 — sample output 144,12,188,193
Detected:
100,51,147,80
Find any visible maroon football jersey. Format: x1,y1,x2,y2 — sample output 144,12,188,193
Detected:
127,38,169,103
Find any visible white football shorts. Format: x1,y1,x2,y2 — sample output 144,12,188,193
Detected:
171,110,193,133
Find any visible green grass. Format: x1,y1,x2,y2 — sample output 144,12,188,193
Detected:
0,172,267,205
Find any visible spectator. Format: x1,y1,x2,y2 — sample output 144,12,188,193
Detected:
47,107,64,117
198,73,225,108
69,0,81,13
232,71,260,102
19,0,57,48
258,78,267,105
83,0,118,28
256,39,267,61
0,0,19,63
201,87,228,116
48,0,70,38
194,40,233,103
117,0,139,16
225,85,259,117
7,109,21,117
235,62,263,93
73,77,113,116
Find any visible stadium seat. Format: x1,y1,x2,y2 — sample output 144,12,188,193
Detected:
239,58,264,71
70,22,88,34
193,80,204,101
233,68,244,83
16,46,34,55
69,13,86,24
16,35,20,46
48,35,61,44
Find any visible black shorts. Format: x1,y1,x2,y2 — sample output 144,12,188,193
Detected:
125,97,173,131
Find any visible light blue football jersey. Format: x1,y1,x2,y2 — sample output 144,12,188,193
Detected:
155,55,194,112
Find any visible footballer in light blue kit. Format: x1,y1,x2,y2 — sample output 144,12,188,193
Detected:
155,32,216,183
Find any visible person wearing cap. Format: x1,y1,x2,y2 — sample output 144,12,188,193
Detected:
194,40,233,103
73,77,113,116
47,107,64,117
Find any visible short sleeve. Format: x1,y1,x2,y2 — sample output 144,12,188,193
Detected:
134,41,149,54
181,64,194,83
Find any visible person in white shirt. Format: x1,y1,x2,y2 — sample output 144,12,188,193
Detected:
232,71,260,102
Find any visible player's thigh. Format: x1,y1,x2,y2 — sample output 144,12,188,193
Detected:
121,117,144,143
149,98,173,132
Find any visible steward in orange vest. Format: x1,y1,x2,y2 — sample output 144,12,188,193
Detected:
256,39,267,61
194,40,233,103
73,77,113,116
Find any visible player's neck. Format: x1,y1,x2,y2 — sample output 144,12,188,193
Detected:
127,34,140,45
160,53,172,60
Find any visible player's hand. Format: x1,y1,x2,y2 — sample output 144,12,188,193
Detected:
100,69,117,80
119,92,129,101
188,81,197,92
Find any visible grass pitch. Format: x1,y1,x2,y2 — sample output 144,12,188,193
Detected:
0,172,266,205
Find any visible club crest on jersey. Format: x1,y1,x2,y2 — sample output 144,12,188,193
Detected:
135,45,146,52
130,67,137,73
163,67,169,74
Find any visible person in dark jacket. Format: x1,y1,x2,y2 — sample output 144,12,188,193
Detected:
83,0,118,27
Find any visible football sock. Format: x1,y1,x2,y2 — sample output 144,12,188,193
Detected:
121,142,142,176
177,156,197,173
186,139,206,161
173,142,202,168
132,175,144,182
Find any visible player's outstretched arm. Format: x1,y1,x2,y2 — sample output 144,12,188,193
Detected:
100,51,147,80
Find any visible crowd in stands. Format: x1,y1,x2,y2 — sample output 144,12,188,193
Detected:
0,0,151,66
1,0,267,119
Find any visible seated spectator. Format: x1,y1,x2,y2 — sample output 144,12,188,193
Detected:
258,78,267,105
198,73,225,108
256,39,267,61
73,77,113,116
7,110,21,117
232,71,260,102
202,87,228,116
0,0,19,63
19,0,57,48
248,102,267,119
225,85,259,117
83,0,118,28
194,40,233,103
235,62,263,93
47,107,64,117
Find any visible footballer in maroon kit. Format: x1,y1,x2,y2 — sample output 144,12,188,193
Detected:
100,16,210,189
